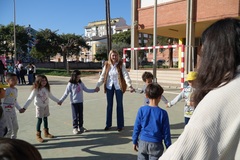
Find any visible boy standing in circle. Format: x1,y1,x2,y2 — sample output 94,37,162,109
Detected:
139,71,168,106
132,83,171,159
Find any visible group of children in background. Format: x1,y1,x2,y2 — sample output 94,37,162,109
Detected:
5,60,36,85
0,67,197,159
14,60,36,85
132,71,197,159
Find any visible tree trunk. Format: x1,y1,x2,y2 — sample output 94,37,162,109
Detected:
66,52,69,74
63,52,67,68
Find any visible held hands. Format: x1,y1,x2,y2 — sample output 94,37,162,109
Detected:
94,87,100,92
19,108,26,113
57,101,62,106
129,86,135,93
166,102,171,108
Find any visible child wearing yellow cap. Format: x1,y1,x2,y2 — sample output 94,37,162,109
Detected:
167,71,197,125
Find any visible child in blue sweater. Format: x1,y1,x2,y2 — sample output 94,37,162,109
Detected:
132,83,171,159
58,70,98,134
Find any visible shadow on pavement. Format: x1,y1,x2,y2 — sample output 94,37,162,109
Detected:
44,153,136,160
170,122,185,130
48,80,68,85
34,126,135,160
169,122,185,140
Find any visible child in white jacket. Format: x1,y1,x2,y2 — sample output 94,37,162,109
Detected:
22,75,60,143
167,71,197,125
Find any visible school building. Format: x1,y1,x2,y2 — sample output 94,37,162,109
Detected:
131,0,240,71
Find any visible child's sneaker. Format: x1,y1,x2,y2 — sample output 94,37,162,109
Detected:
73,128,78,134
79,127,87,133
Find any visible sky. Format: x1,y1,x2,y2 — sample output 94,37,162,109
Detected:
0,0,131,36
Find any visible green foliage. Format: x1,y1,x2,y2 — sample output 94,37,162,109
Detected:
0,23,29,57
31,30,89,63
95,42,130,61
36,68,97,77
95,45,108,61
157,36,169,45
112,30,131,45
59,33,89,56
31,29,60,61
112,42,130,58
1,23,89,63
30,47,47,61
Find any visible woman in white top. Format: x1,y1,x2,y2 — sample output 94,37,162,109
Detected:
159,18,240,160
96,50,134,132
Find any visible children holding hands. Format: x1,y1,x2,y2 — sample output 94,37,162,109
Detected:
2,73,25,139
0,82,14,137
21,74,60,142
166,71,197,125
8,70,98,142
58,70,98,135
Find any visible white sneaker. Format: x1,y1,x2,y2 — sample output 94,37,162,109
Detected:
79,127,87,133
73,128,79,134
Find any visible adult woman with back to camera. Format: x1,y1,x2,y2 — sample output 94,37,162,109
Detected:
96,50,134,132
159,18,240,159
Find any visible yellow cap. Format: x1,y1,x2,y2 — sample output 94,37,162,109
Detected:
0,83,10,89
187,72,197,81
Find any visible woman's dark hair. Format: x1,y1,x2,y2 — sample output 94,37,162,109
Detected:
193,18,240,106
145,83,164,99
0,138,42,160
69,70,82,84
142,72,153,82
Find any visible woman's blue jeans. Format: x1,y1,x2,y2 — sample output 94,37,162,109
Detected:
106,85,124,129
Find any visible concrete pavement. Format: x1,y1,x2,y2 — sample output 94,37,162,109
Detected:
16,74,185,160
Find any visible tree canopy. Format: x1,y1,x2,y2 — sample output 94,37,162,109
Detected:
0,23,29,59
0,23,89,63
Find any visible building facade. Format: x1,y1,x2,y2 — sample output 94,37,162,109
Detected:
133,0,240,70
84,17,130,61
84,17,129,38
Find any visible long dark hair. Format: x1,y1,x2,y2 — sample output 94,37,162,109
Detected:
69,70,82,84
193,18,240,106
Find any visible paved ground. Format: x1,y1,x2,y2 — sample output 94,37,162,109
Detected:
16,74,185,160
